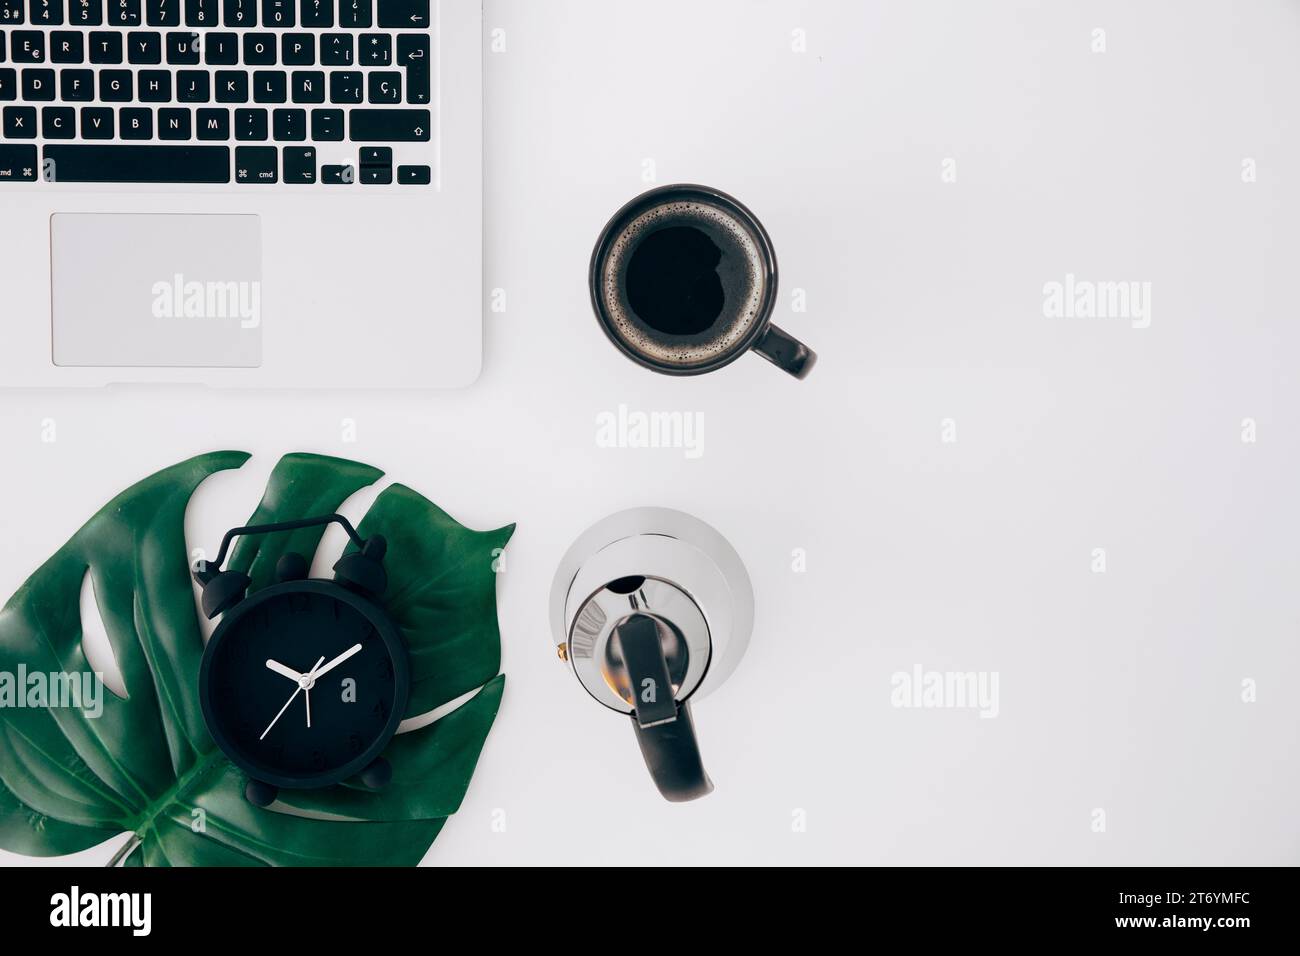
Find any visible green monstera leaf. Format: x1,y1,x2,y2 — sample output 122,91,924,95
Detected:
0,452,513,865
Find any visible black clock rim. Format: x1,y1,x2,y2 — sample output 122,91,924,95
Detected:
199,578,411,791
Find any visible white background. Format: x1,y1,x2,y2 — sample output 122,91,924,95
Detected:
3,0,1299,865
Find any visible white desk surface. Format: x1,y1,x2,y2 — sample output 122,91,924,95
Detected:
3,0,1298,865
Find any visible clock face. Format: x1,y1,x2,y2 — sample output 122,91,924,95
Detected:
200,581,409,789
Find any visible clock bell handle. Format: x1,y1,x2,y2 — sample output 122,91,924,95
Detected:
192,514,377,618
195,513,369,578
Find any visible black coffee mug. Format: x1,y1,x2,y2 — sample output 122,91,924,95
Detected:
590,184,816,379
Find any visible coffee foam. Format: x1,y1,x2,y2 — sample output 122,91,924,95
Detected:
600,200,767,368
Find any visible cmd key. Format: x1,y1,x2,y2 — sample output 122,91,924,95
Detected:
349,108,429,142
0,144,38,181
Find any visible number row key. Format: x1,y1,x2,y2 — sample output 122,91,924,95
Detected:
0,0,411,27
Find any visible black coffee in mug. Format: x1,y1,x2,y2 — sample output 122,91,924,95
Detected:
590,185,816,379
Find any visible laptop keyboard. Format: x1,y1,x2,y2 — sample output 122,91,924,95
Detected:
0,0,435,185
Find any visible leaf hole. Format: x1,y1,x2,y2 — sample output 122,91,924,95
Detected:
310,479,394,579
79,569,127,700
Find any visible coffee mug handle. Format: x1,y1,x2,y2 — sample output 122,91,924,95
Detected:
754,323,817,379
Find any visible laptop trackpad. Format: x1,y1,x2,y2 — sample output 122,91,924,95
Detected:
51,213,262,368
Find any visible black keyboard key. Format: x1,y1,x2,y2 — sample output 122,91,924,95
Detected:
253,70,285,103
80,106,113,138
60,68,93,100
177,70,209,102
215,70,247,102
166,31,199,64
3,105,36,138
358,145,387,184
108,0,141,25
30,0,61,24
377,0,422,28
145,0,178,25
10,31,45,63
309,107,341,140
397,164,429,185
120,107,152,139
204,32,237,65
234,106,266,139
99,69,132,101
50,32,85,64
282,144,314,182
367,71,399,103
260,0,290,27
70,0,103,25
127,31,162,64
322,162,352,183
44,144,230,182
328,71,361,104
221,0,252,26
0,69,14,101
1,0,25,25
184,0,215,24
158,107,190,139
298,0,328,27
349,108,429,142
338,0,368,28
397,33,429,104
196,107,228,139
282,33,313,65
138,69,171,101
0,145,37,182
290,70,323,103
359,33,390,66
41,106,73,138
89,32,123,64
243,32,276,65
21,68,53,101
234,144,275,182
271,106,302,140
320,33,352,66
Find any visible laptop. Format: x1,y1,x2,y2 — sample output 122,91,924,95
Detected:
0,0,482,388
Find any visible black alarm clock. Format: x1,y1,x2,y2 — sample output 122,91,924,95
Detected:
194,514,410,808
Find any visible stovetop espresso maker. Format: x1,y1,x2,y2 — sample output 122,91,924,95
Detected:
550,508,754,801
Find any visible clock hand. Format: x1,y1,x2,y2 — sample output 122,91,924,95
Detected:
296,645,361,730
260,686,302,741
260,655,325,741
308,643,364,680
265,659,303,682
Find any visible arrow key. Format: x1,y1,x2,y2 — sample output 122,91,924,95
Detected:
397,164,430,185
359,145,391,184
